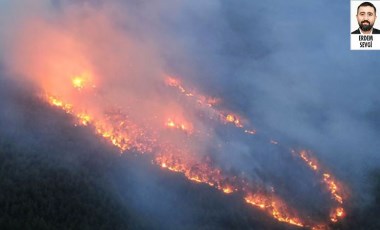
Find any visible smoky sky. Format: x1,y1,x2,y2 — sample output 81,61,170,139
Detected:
1,0,380,224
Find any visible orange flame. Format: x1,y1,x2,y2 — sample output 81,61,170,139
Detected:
71,72,95,90
244,194,304,227
330,207,345,222
224,114,243,128
164,76,256,133
72,77,85,89
44,75,348,229
323,173,344,204
295,149,346,225
299,150,319,171
165,118,193,134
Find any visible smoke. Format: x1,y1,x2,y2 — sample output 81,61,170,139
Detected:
1,0,380,228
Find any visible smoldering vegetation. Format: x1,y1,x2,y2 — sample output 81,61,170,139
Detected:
0,76,302,230
0,0,380,229
0,72,379,230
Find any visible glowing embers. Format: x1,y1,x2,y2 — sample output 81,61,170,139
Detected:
299,150,319,171
155,152,228,188
76,113,91,126
97,110,155,154
164,76,219,107
295,149,346,226
71,72,95,90
46,95,153,153
47,95,73,113
165,117,193,134
330,207,345,223
155,152,306,227
72,77,84,89
296,150,345,205
323,173,344,204
221,185,234,194
244,194,304,227
223,114,243,128
46,75,349,228
164,76,257,134
47,95,92,127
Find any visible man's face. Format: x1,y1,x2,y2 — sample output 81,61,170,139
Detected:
356,6,377,31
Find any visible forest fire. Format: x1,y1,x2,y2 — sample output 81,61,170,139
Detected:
165,118,193,134
0,1,361,228
323,173,344,204
71,72,94,90
294,149,346,226
45,89,308,228
330,207,345,223
244,194,304,227
41,73,351,229
298,150,345,205
72,77,85,89
299,150,319,171
164,76,256,133
224,113,243,128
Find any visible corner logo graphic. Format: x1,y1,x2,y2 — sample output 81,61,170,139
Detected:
351,0,380,50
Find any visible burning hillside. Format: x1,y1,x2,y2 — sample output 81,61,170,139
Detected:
42,73,347,229
4,1,377,230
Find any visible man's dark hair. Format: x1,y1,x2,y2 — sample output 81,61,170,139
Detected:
357,2,377,15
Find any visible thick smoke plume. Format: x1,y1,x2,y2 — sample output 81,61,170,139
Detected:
1,0,380,229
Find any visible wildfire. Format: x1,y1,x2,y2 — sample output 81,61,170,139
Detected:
300,151,344,205
155,152,305,227
299,150,319,171
323,173,344,204
155,153,230,188
71,72,94,90
48,96,72,113
222,185,234,194
45,95,150,153
330,207,345,222
43,73,349,229
165,118,193,134
164,76,256,133
244,194,304,227
8,3,350,228
224,114,243,128
294,149,346,226
72,77,85,89
77,113,91,126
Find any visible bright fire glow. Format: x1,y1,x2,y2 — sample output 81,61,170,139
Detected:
299,150,319,171
43,74,348,229
7,6,350,229
244,194,304,227
72,77,84,89
165,118,193,134
323,173,344,204
71,72,94,90
330,207,345,222
164,76,256,133
46,90,306,227
295,149,346,225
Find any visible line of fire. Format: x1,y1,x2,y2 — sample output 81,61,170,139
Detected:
40,73,348,230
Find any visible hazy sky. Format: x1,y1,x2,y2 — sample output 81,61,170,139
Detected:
1,0,380,224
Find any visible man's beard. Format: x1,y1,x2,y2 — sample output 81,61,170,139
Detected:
359,20,373,31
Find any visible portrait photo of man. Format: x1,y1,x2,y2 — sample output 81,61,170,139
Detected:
351,1,380,34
